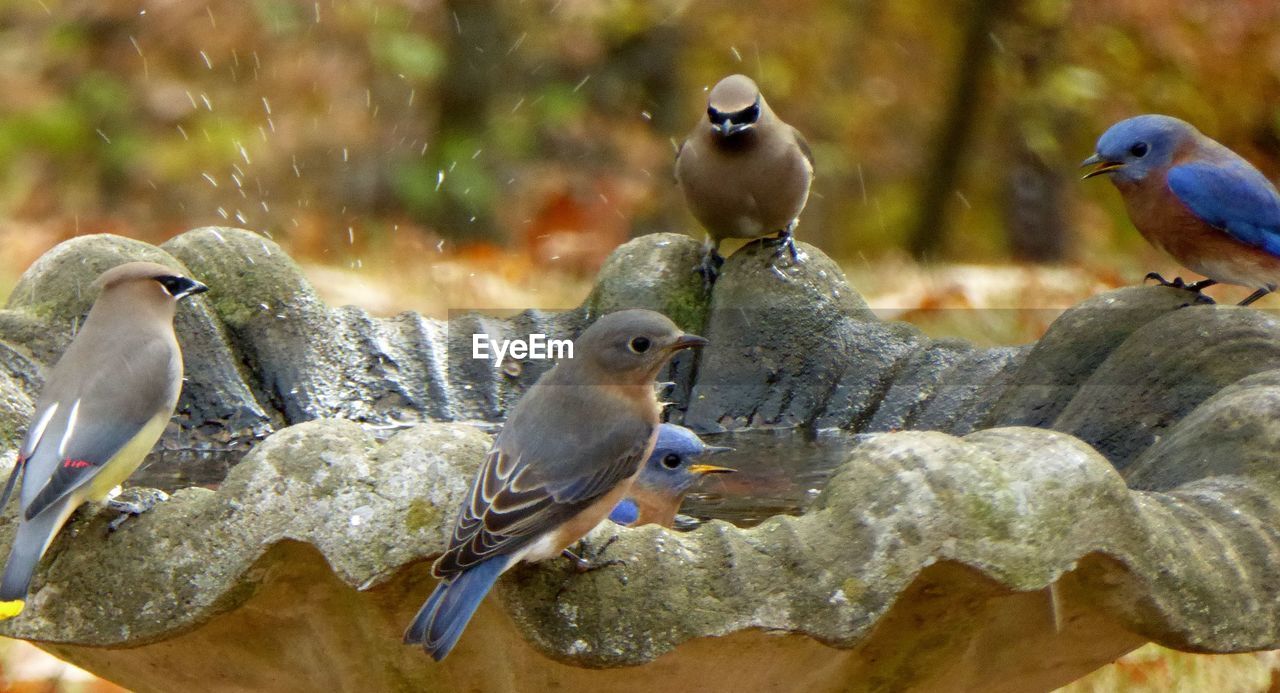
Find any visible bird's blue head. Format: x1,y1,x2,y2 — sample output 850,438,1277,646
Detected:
636,424,734,496
1082,114,1198,184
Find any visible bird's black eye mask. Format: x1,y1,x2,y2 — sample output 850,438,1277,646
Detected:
708,98,762,129
154,275,209,299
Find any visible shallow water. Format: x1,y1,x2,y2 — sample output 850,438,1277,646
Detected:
130,424,865,529
677,429,865,527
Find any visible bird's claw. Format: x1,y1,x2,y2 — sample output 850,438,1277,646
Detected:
1144,273,1216,293
767,224,806,269
106,488,170,533
1144,272,1187,288
695,247,723,291
562,535,624,574
775,236,802,264
554,536,627,598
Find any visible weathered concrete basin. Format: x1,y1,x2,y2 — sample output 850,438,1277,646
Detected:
0,228,1278,692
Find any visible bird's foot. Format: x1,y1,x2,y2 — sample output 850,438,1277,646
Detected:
554,536,627,598
562,535,624,574
770,223,806,263
1144,273,1216,292
1144,273,1218,304
106,488,170,533
695,244,724,291
562,537,622,573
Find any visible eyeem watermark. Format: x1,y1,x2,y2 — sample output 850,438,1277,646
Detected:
472,333,573,361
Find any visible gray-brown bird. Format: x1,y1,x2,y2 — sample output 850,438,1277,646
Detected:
0,261,208,618
404,309,706,660
676,73,814,277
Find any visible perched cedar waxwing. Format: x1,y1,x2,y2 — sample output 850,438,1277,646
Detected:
608,423,733,528
676,73,814,277
404,309,707,660
0,261,208,618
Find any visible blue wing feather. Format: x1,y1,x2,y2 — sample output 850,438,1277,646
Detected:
608,498,639,526
1167,161,1280,257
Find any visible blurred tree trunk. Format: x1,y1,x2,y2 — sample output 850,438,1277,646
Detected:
1002,138,1071,261
431,0,504,242
908,0,1013,259
999,1,1074,262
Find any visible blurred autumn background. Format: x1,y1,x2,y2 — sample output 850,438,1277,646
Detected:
3,0,1280,690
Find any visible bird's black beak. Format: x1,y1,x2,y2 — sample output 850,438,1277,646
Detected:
713,120,753,137
671,334,709,351
1080,153,1124,180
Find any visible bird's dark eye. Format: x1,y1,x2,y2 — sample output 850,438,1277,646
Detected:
661,454,682,469
733,101,761,125
629,336,651,353
155,276,184,296
152,275,206,299
1130,142,1149,158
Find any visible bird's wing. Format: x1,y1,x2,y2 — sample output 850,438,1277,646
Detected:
1167,161,1280,256
0,399,65,511
433,412,652,579
20,337,177,520
608,498,639,526
791,126,815,171
673,138,688,185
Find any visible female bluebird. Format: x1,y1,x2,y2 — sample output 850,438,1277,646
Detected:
404,309,707,660
1083,114,1280,305
608,423,733,529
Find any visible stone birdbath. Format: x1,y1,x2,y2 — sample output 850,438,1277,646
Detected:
0,227,1278,692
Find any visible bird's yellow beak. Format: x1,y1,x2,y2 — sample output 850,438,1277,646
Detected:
688,463,735,475
1080,153,1125,180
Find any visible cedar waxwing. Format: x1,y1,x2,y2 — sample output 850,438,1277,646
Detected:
0,261,208,618
676,73,814,277
608,423,733,528
404,309,707,660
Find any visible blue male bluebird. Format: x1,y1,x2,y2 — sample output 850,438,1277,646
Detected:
1083,114,1280,305
608,423,733,528
403,309,707,660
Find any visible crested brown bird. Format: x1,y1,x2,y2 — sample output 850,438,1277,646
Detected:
0,261,208,618
676,74,814,278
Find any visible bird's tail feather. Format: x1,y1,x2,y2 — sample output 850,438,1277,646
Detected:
0,458,22,513
0,510,63,619
404,557,507,660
